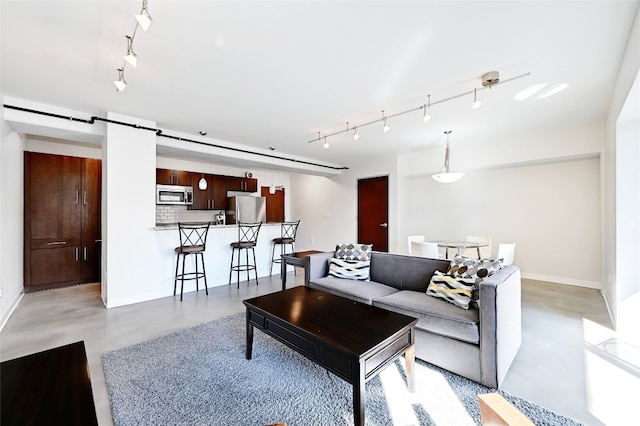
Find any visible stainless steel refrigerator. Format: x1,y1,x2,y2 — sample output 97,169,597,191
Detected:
226,196,266,224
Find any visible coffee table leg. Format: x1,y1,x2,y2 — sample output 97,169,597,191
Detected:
353,362,365,426
405,344,416,393
246,311,254,360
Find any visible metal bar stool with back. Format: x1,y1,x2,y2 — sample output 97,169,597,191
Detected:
270,220,300,276
174,222,211,301
229,222,262,288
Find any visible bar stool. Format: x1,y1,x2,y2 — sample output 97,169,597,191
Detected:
270,220,300,275
174,222,210,301
229,222,262,289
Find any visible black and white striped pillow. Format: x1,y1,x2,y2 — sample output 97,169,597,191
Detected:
328,257,370,281
426,270,475,309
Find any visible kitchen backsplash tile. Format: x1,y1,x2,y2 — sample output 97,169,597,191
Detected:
156,205,220,224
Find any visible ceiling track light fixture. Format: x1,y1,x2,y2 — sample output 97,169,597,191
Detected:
124,35,138,67
382,110,390,132
353,126,360,141
432,130,464,184
113,68,127,92
135,0,153,31
112,0,153,92
307,71,529,147
472,88,482,109
423,94,432,123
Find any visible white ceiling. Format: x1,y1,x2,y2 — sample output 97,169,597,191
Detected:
2,1,638,170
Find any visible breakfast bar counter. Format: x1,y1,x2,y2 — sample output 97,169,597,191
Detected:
153,222,288,296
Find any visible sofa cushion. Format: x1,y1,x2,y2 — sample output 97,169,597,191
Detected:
426,271,475,309
373,290,480,344
308,276,398,305
369,252,451,292
335,243,372,261
328,257,370,280
449,255,503,308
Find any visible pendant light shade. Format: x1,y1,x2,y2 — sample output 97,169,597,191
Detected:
198,174,208,190
432,131,464,183
113,68,126,91
124,36,138,67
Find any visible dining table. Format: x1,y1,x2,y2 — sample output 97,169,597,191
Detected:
433,241,489,259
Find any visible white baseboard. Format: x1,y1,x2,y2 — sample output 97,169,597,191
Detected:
520,272,601,289
0,291,25,332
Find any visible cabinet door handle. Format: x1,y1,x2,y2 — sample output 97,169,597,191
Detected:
83,190,87,205
75,247,79,262
84,247,87,260
95,239,102,243
75,190,79,204
47,241,66,245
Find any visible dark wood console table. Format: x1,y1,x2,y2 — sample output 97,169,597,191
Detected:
1,341,98,425
280,249,323,290
244,286,417,426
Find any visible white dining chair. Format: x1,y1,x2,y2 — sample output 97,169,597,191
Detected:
407,235,425,255
497,243,516,265
411,241,440,259
465,235,492,259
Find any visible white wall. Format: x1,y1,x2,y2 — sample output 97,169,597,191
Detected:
0,120,26,328
292,120,603,288
102,113,157,308
604,3,640,326
405,159,601,287
292,155,398,253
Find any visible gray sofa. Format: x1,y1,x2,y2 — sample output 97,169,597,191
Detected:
304,251,522,388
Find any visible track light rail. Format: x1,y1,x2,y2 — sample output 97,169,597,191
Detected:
306,72,531,144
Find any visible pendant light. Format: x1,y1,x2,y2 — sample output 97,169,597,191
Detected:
382,110,390,132
432,131,464,183
353,126,360,141
198,173,208,190
269,147,277,194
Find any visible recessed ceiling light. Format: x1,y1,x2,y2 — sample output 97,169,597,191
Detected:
215,37,225,47
535,83,568,99
514,83,548,101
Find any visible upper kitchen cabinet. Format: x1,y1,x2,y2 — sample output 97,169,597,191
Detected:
191,174,229,210
156,168,193,186
24,152,102,291
227,176,258,193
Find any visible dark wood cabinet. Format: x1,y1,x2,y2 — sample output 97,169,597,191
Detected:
191,174,229,210
227,176,257,192
24,152,102,291
156,168,192,186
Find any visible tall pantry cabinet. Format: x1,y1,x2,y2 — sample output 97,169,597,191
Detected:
24,152,102,291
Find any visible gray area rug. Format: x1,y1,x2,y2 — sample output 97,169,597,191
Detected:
102,313,582,426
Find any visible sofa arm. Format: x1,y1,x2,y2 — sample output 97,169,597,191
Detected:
304,252,334,287
478,265,522,388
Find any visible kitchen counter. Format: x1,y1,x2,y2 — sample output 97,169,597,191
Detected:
152,222,291,296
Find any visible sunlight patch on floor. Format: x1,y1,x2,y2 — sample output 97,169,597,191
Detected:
583,318,640,425
379,358,476,426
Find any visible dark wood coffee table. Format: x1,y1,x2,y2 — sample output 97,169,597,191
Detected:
243,286,417,426
1,341,98,425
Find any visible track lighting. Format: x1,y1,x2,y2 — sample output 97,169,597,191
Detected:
135,0,153,31
423,95,432,123
306,71,530,147
113,68,127,92
432,131,464,183
112,0,153,91
472,88,482,109
124,36,137,67
323,136,329,149
382,111,390,132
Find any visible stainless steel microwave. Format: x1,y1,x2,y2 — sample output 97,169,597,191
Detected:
156,184,193,205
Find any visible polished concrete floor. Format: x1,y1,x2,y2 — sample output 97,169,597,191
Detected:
1,273,637,426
